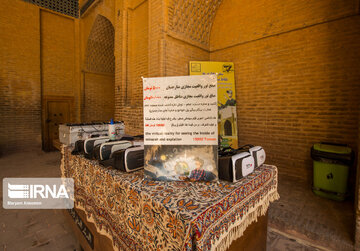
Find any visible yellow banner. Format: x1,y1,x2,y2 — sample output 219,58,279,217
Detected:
189,61,238,148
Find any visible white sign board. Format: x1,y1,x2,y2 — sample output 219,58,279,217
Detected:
143,75,218,145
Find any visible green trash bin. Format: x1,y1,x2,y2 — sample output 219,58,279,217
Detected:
311,142,354,201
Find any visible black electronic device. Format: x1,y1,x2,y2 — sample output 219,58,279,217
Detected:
109,145,144,172
83,136,109,159
95,140,133,160
71,140,85,155
218,152,255,182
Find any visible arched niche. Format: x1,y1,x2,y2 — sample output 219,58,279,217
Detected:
85,15,115,74
83,14,115,122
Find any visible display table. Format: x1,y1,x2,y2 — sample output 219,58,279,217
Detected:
61,146,279,251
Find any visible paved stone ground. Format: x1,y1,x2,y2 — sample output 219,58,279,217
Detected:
0,151,79,251
267,228,323,251
269,173,354,251
0,150,349,250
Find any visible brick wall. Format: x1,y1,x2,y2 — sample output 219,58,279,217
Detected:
114,0,360,188
210,1,360,185
356,115,360,248
84,15,115,74
0,0,116,153
166,0,222,49
83,73,114,122
81,7,115,123
210,0,358,51
113,0,212,133
127,0,148,107
0,1,81,153
165,37,209,76
0,1,41,153
148,0,165,77
41,10,79,120
114,0,151,136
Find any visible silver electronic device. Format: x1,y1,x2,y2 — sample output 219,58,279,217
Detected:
59,122,125,146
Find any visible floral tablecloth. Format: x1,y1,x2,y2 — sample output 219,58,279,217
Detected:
61,146,279,251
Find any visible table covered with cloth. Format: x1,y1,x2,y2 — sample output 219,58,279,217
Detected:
61,146,279,251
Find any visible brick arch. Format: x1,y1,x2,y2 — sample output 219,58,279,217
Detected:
85,15,114,74
167,0,223,48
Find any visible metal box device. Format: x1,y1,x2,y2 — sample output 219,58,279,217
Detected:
59,122,125,146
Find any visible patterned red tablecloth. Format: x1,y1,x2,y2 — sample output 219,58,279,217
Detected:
61,146,279,251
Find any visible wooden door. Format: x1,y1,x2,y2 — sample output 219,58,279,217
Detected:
43,98,72,151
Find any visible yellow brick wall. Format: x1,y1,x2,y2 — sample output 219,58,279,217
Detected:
0,0,41,152
0,1,82,153
165,37,209,76
114,0,210,134
114,0,151,136
210,1,360,186
41,10,79,121
0,0,116,152
356,115,360,248
80,0,115,123
166,0,222,49
148,0,165,77
210,0,358,51
114,0,360,189
127,0,148,107
80,0,115,72
83,72,114,122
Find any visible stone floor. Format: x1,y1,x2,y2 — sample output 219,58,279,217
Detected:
267,228,323,251
269,173,354,251
0,151,78,251
0,150,354,250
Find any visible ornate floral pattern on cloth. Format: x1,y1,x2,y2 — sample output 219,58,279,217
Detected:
61,146,279,251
